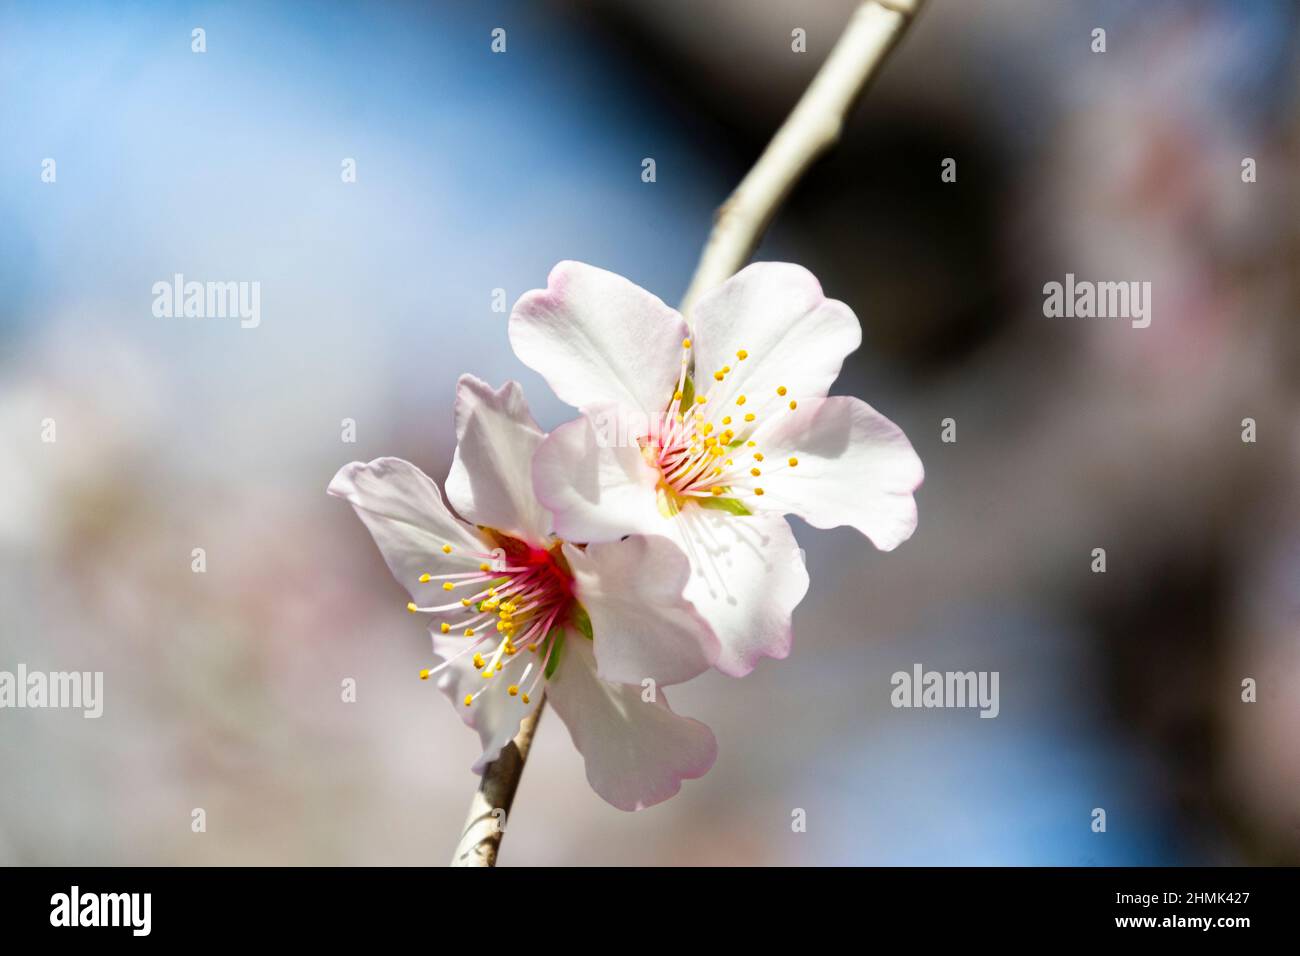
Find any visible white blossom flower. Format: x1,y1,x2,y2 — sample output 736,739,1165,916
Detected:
510,261,924,676
329,375,718,810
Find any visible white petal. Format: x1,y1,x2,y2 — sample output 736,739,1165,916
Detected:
509,261,688,417
563,538,719,687
546,636,717,811
430,629,542,773
663,508,810,677
531,412,664,543
328,457,487,597
691,262,861,423
749,396,923,551
445,375,551,544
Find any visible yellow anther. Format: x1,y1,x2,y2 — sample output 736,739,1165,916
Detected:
419,669,431,680
776,386,787,396
487,587,497,596
723,365,731,373
418,573,431,583
722,416,731,425
755,487,765,496
673,390,683,401
479,562,490,572
521,693,531,704
482,669,493,679
736,395,747,405
463,694,473,706
754,453,764,461
442,582,454,591
747,440,756,447
711,486,724,496
789,400,797,410
703,422,714,434
442,544,453,554
744,413,755,422
695,395,707,405
682,338,692,349
461,598,471,607
788,457,798,467
465,628,475,638
473,654,485,669
736,349,748,360
751,468,761,477
407,602,418,613
713,370,725,382
508,685,519,696
704,436,718,448
440,622,450,634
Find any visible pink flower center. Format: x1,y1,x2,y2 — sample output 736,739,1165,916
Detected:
638,338,799,508
407,533,575,706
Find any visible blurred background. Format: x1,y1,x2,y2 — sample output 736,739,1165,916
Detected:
1,0,1297,865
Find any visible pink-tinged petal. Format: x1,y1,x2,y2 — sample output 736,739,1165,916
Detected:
531,412,664,543
546,636,716,811
563,538,720,687
509,261,688,417
328,457,487,596
445,375,551,545
664,509,809,677
429,630,542,773
691,262,861,419
749,396,923,551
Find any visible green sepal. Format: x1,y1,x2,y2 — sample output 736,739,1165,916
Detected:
572,605,594,641
544,627,565,680
679,374,695,409
697,496,753,516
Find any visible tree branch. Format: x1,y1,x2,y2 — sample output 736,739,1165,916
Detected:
679,0,925,317
449,698,545,867
448,0,923,869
